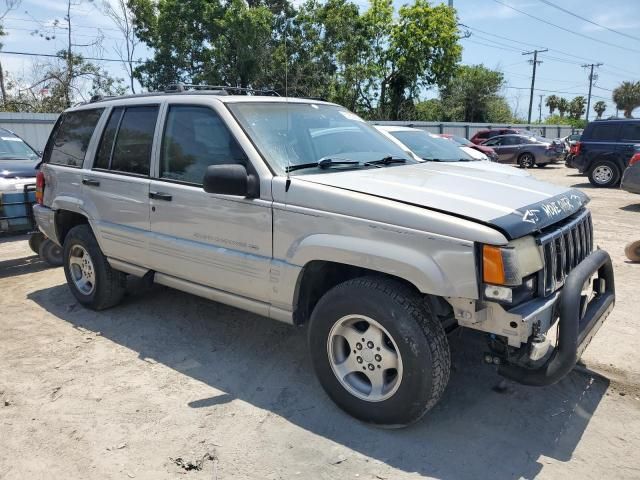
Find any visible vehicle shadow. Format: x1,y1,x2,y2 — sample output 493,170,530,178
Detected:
620,203,640,212
28,281,609,480
571,182,595,189
0,254,50,279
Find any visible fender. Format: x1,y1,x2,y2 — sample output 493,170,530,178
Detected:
287,233,479,299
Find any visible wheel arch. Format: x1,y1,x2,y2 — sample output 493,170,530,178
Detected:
54,209,90,246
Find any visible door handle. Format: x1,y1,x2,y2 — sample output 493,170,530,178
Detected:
82,178,100,187
149,191,172,201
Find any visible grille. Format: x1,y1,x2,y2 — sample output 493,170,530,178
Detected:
537,209,594,296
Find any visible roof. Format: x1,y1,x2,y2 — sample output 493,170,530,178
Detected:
374,125,422,133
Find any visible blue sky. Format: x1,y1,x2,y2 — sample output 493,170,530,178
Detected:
1,0,639,119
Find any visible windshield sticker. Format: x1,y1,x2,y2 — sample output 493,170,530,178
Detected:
339,111,365,122
1,137,21,141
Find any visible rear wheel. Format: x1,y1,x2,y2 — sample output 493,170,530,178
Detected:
63,225,125,310
588,160,620,188
308,276,450,427
29,232,45,255
38,238,63,267
518,153,535,168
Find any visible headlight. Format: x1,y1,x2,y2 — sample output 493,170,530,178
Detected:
482,236,544,304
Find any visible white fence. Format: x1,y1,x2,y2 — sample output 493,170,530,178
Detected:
0,112,577,152
370,121,576,139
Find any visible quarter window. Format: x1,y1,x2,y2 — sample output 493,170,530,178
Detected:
48,109,104,167
160,105,247,184
94,105,158,175
589,124,619,141
620,123,640,142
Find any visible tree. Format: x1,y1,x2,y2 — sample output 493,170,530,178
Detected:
438,65,509,122
612,81,640,118
414,98,442,121
0,0,21,106
568,96,586,119
593,100,606,119
102,0,139,93
557,97,569,118
545,94,559,116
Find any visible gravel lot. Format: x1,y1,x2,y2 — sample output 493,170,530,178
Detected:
1,164,639,480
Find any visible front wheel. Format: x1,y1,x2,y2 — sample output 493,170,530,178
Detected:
308,276,450,427
518,153,535,168
588,160,621,187
63,224,125,310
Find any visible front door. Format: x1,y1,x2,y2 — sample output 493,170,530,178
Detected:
82,105,159,266
147,103,273,302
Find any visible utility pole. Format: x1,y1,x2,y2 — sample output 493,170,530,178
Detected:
582,63,603,122
523,49,547,124
538,94,543,123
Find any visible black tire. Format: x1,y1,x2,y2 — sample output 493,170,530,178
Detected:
518,153,535,168
588,160,621,188
38,238,63,267
625,240,640,262
28,232,45,255
536,162,548,168
308,276,450,427
63,224,125,310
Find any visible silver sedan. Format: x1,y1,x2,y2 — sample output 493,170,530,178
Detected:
480,134,564,168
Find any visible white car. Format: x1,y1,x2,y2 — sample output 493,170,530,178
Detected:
375,125,530,176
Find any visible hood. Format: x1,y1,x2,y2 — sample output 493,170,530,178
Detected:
298,162,589,240
0,159,38,179
448,158,531,177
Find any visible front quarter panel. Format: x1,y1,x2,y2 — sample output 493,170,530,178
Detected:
269,176,505,309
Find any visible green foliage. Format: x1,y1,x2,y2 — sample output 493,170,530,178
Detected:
612,81,640,118
544,114,586,129
557,97,569,118
568,96,586,119
413,98,442,121
437,64,511,122
128,0,462,120
545,94,559,115
593,100,606,119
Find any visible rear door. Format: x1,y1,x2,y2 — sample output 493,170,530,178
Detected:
81,104,159,266
484,136,518,163
147,100,273,303
619,122,640,165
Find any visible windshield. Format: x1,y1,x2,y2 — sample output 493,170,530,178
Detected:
390,130,474,161
0,134,38,160
227,102,414,174
450,135,472,146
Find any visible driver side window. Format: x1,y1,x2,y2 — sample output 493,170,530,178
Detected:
159,105,247,185
484,138,502,146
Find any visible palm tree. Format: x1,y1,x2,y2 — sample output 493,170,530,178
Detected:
593,100,607,119
612,81,640,118
557,98,569,118
568,96,586,119
545,95,559,115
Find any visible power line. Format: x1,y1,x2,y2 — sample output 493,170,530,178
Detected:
503,85,609,99
0,50,145,63
492,0,640,55
523,49,547,123
537,0,640,43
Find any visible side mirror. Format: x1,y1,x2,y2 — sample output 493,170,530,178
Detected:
202,164,259,198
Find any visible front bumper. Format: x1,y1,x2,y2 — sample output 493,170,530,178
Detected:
33,204,59,245
498,249,615,386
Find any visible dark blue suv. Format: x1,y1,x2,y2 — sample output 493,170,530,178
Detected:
572,119,640,188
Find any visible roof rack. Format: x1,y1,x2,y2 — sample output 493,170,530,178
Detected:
164,83,280,96
86,83,280,104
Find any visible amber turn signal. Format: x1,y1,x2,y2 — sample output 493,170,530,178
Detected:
482,244,506,285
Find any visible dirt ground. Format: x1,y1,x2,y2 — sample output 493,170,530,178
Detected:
1,164,640,480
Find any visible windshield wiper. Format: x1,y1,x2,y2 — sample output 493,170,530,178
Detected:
363,156,407,167
285,157,359,173
422,157,443,162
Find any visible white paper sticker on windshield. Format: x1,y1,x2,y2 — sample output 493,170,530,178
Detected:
339,111,365,122
1,137,22,141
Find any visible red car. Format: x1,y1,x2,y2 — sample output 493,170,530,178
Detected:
438,133,498,161
470,128,533,145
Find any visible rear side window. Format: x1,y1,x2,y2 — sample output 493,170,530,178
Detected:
620,123,640,142
475,131,489,139
159,105,247,184
94,105,158,175
588,123,619,141
47,109,103,167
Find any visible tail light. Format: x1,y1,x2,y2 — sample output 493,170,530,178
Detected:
36,170,45,204
630,153,640,167
570,141,582,155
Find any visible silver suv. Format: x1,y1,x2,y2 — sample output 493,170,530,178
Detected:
34,88,615,427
